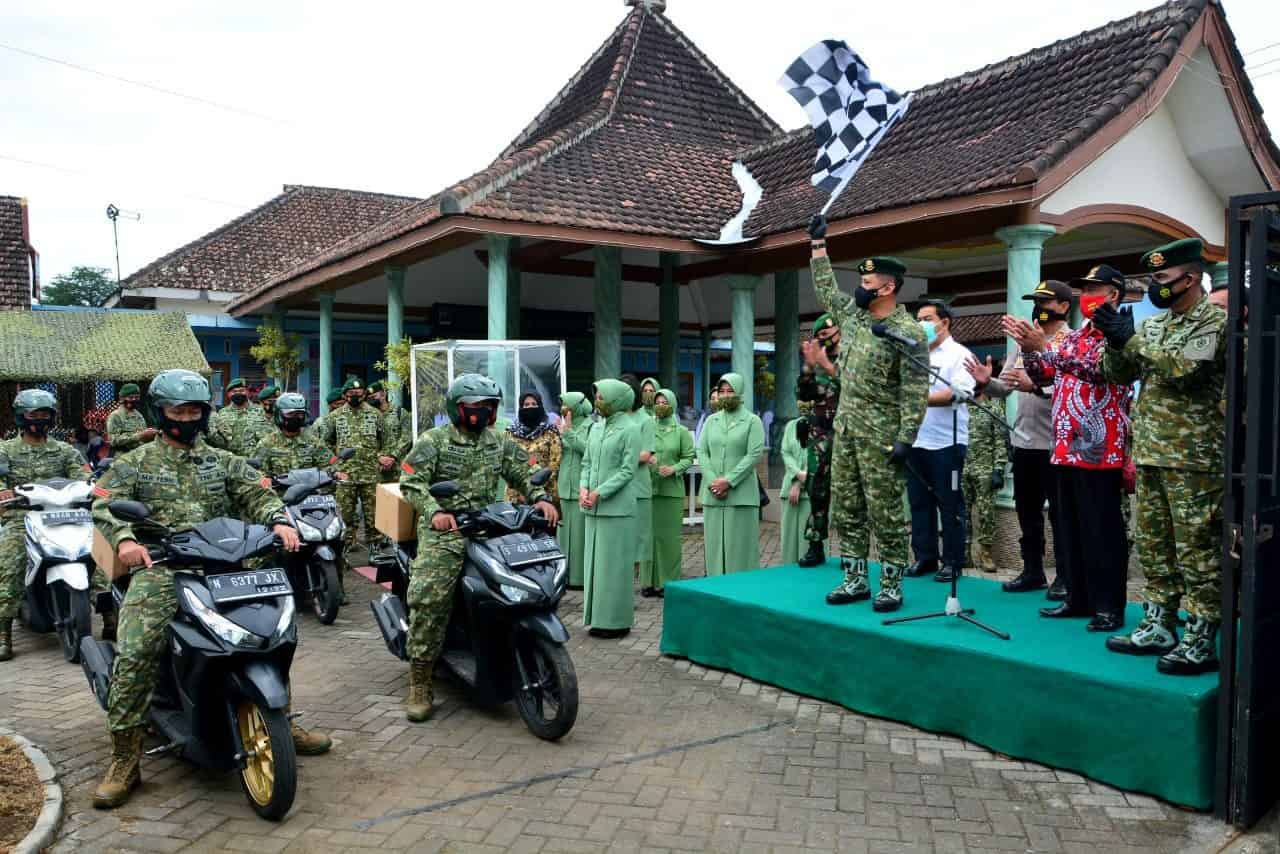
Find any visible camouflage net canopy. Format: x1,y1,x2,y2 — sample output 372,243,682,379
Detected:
410,340,565,436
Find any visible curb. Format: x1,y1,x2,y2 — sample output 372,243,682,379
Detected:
1,727,63,854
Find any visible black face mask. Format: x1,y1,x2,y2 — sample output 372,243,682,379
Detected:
854,286,878,310
1034,306,1067,324
229,393,248,406
122,399,136,410
161,415,206,446
23,422,50,438
1149,275,1190,309
519,407,544,428
459,403,495,432
282,415,307,433
347,395,364,408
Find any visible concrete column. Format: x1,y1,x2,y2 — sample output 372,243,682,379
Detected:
593,246,622,379
701,326,713,407
728,274,761,412
1210,262,1229,290
486,235,512,341
507,264,522,339
773,270,800,420
385,264,406,407
995,224,1056,504
658,253,679,391
318,292,335,406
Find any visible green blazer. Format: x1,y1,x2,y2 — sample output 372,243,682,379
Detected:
579,412,639,517
696,407,765,508
629,409,656,500
651,418,695,498
779,417,807,497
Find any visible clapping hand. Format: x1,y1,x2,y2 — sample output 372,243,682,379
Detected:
1091,303,1135,349
1001,315,1047,352
964,355,994,386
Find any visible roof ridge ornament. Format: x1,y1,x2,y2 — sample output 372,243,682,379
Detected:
625,0,667,12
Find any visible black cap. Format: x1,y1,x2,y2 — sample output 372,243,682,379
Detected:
1069,264,1126,290
1022,280,1072,302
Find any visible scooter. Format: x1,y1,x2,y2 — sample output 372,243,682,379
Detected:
0,461,104,662
79,500,300,820
369,470,579,740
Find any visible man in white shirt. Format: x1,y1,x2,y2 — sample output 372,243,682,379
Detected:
905,301,976,583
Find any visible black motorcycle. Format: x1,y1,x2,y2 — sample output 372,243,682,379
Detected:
79,501,301,820
370,471,579,740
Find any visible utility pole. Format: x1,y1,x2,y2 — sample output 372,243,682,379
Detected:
105,204,141,285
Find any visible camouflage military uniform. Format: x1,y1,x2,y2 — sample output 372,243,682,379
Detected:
0,438,90,621
962,397,1007,565
249,429,337,479
399,425,546,664
91,437,288,730
812,254,930,603
1102,296,1227,628
379,405,414,483
105,407,151,454
315,401,387,561
505,426,562,505
206,404,271,457
798,372,839,546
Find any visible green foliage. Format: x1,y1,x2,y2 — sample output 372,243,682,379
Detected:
373,337,413,391
249,318,302,390
754,354,775,406
41,266,116,307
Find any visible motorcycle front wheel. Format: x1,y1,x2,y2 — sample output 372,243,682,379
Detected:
312,559,341,625
512,635,579,741
53,583,92,663
235,700,297,821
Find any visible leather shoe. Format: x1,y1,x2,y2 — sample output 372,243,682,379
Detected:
933,565,958,583
905,559,938,578
1086,612,1123,632
1046,576,1068,601
1002,572,1047,593
797,542,826,567
1039,603,1089,619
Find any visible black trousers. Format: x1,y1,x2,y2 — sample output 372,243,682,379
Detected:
1053,466,1128,616
1011,447,1060,580
906,444,967,568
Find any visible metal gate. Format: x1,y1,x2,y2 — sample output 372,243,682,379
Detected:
1217,190,1280,828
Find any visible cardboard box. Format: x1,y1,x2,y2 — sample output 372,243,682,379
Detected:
92,528,129,581
375,482,417,542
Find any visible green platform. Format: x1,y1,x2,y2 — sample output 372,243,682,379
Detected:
660,562,1218,808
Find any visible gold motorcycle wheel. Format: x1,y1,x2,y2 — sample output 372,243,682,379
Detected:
235,700,297,820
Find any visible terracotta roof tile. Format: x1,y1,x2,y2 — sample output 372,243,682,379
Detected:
0,196,33,311
951,313,1005,345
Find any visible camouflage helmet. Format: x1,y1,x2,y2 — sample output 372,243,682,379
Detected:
274,392,308,427
14,388,58,429
146,369,211,425
446,373,501,427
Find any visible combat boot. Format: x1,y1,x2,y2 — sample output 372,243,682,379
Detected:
93,727,143,809
798,541,826,568
873,563,904,613
101,609,118,643
0,619,12,661
1106,601,1177,656
1158,615,1220,676
405,658,434,722
825,558,870,604
286,707,332,755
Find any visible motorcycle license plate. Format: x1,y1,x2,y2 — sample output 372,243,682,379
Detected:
207,569,292,604
300,494,335,508
499,539,563,567
40,509,91,525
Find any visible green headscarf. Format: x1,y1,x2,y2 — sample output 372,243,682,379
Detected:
592,378,634,419
559,391,593,422
654,387,679,422
641,376,660,414
716,373,745,412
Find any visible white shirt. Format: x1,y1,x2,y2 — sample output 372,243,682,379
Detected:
914,335,976,451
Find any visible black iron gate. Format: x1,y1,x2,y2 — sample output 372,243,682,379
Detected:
1217,190,1280,828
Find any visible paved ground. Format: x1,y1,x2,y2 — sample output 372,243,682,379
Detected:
0,524,1248,853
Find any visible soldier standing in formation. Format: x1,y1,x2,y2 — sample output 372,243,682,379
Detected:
797,314,841,568
105,383,157,454
256,384,280,420
398,374,557,720
250,393,344,479
963,389,1007,572
369,380,414,482
0,390,92,661
1100,238,1228,674
89,370,329,809
206,378,270,457
808,215,930,612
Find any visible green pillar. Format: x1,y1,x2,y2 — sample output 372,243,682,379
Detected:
773,270,799,420
728,274,760,412
386,264,406,407
658,252,679,391
318,293,335,405
507,265,522,339
486,235,512,340
701,327,713,406
1210,262,1229,289
594,246,622,380
995,224,1056,505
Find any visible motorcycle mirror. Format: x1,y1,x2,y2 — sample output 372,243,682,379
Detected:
428,480,461,500
339,448,357,461
107,499,151,522
282,484,308,504
529,467,553,488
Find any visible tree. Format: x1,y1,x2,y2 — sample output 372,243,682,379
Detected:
41,266,116,307
754,354,775,408
249,319,303,391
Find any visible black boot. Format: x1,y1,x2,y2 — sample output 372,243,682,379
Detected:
1157,616,1219,675
798,541,826,567
905,559,937,578
1002,572,1047,593
1046,576,1068,601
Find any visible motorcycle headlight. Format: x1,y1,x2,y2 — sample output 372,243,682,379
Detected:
473,549,540,593
35,530,80,562
323,516,344,540
499,583,530,603
181,588,263,649
294,517,324,542
272,595,296,640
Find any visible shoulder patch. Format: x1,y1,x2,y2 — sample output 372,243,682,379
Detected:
401,461,416,475
1183,332,1217,362
92,484,111,498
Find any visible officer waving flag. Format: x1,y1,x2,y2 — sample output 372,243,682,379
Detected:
779,41,912,214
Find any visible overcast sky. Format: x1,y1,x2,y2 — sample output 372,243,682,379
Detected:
3,0,1278,287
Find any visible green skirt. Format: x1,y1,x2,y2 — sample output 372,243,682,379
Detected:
779,495,812,565
648,495,684,588
634,496,653,570
583,513,635,630
703,505,760,576
558,502,587,587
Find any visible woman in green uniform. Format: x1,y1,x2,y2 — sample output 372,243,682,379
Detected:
697,373,765,575
778,403,813,565
579,379,640,638
640,377,660,416
646,388,695,595
557,391,593,589
621,375,656,588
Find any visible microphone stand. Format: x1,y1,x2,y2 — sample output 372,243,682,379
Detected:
873,332,1012,641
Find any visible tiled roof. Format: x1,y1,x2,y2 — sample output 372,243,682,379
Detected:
0,309,208,382
123,185,420,293
951,313,1005,345
0,196,33,311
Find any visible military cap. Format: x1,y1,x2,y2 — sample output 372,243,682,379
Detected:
812,313,835,337
1022,280,1073,302
226,377,247,391
256,384,279,401
1141,238,1204,272
368,380,385,393
856,256,907,278
341,377,364,393
118,382,140,397
325,389,344,404
1069,264,1126,290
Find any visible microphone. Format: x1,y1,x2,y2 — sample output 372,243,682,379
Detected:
870,322,919,349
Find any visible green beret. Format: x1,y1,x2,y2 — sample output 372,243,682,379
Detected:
856,256,907,278
341,377,364,393
256,384,279,401
368,380,385,393
226,377,247,391
118,383,140,397
325,390,343,404
1141,238,1204,272
812,313,835,337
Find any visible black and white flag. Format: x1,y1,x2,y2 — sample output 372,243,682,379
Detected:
779,41,911,213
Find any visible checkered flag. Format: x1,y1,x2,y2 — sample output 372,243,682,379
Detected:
779,41,912,213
